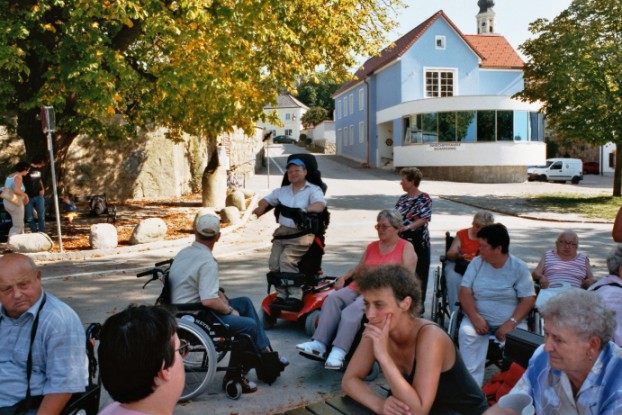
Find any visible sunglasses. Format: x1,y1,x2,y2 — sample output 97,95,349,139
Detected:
374,224,395,231
177,339,190,358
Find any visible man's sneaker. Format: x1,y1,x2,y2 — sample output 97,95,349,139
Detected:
325,347,346,370
296,340,327,359
222,373,258,394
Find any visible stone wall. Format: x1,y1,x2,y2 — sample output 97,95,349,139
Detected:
416,165,528,183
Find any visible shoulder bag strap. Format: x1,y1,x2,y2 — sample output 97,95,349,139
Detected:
24,293,47,407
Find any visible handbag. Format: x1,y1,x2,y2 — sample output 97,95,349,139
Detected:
0,186,21,205
454,258,470,275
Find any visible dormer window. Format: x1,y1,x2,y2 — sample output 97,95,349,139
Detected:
435,35,446,50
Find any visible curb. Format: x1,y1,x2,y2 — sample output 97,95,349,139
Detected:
23,194,260,263
439,196,613,225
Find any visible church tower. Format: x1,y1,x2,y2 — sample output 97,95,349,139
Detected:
476,0,496,34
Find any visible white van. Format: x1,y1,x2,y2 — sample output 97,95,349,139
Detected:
527,158,583,184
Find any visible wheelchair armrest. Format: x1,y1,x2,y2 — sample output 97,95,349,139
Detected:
440,254,447,262
173,303,204,311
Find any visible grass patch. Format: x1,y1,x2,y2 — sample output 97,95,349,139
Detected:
528,193,622,219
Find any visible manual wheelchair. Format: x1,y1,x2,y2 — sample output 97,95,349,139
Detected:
137,260,285,401
430,232,454,328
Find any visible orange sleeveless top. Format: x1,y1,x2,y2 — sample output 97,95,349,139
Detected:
457,228,480,262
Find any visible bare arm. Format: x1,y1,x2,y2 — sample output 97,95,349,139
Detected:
445,236,463,261
582,256,596,288
399,218,428,234
37,393,72,415
201,291,239,316
531,256,546,288
402,242,418,275
306,201,326,213
252,198,270,217
459,286,489,335
495,296,536,341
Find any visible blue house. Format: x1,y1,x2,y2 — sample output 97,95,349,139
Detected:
333,2,545,182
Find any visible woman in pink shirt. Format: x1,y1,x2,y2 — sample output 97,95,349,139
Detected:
296,209,417,370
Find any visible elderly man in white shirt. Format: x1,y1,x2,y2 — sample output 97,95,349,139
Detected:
253,158,326,305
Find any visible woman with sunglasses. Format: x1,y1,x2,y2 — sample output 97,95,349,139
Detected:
297,209,417,370
532,230,596,289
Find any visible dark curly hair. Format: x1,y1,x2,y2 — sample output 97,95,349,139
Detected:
356,264,421,317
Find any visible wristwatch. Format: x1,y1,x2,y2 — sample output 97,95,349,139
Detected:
509,317,518,325
228,306,234,314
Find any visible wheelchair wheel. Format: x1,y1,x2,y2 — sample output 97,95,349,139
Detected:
363,361,380,381
305,309,321,338
431,266,442,324
177,319,218,402
261,309,277,330
224,380,243,400
447,310,462,346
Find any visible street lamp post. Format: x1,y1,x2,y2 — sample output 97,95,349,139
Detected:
41,106,63,253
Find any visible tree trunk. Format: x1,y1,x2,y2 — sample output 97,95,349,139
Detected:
201,144,227,208
614,145,622,197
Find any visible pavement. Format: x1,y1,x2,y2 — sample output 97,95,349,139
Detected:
2,147,617,414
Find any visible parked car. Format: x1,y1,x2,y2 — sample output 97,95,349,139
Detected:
527,158,583,184
272,135,297,144
583,161,600,174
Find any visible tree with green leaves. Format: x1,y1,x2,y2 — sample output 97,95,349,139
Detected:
1,0,403,202
296,71,342,115
517,0,622,195
301,106,328,129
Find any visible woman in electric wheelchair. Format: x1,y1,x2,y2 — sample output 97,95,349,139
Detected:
296,209,417,370
444,211,495,313
343,264,488,415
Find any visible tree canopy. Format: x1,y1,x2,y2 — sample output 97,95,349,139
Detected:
1,0,403,169
301,106,328,128
517,0,622,195
296,71,342,116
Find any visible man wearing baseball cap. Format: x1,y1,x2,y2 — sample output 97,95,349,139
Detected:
253,158,326,307
168,209,287,394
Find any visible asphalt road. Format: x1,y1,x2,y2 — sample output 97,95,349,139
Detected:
37,145,615,414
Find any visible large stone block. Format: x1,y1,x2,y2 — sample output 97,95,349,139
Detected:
90,223,118,249
220,206,241,225
130,217,168,244
226,190,246,211
8,233,54,253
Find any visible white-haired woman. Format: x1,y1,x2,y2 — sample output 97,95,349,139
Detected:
297,209,417,370
445,211,495,312
485,289,622,415
532,230,596,289
588,245,622,346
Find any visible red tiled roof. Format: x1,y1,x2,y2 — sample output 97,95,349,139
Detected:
463,35,524,69
334,10,522,96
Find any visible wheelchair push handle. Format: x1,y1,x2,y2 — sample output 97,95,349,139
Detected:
136,268,166,289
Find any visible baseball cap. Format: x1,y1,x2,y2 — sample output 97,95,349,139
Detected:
194,209,221,237
286,159,306,169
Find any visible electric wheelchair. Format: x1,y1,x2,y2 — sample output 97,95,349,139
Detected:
260,153,334,336
137,260,285,401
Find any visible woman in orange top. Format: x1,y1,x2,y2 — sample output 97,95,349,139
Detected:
445,211,494,312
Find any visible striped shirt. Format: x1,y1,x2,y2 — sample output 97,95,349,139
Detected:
542,250,589,288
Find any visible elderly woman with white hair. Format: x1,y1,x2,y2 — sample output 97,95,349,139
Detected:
532,230,596,289
445,211,495,312
485,288,622,415
588,245,622,346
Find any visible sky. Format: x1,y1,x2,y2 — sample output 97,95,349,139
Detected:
389,0,574,58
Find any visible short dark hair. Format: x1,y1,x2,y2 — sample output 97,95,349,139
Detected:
14,161,30,173
30,155,47,165
477,223,510,254
357,264,421,317
99,305,178,403
399,167,423,187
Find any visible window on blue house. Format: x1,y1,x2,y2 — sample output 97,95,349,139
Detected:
497,111,514,141
435,36,446,50
349,94,354,114
439,112,457,142
477,111,496,141
513,111,529,141
422,113,438,142
457,112,477,142
359,89,364,110
343,97,348,116
426,70,455,97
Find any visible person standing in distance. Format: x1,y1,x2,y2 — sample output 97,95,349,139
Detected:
253,158,326,307
24,156,47,233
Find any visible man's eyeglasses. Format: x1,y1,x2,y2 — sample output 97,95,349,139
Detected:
177,339,190,358
374,224,395,231
557,240,577,247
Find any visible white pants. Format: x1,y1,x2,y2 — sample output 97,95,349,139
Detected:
4,199,25,237
458,315,526,386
